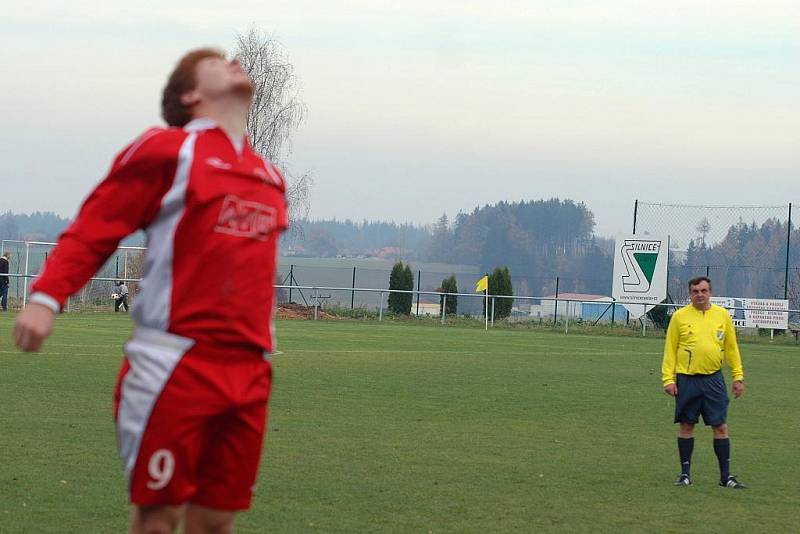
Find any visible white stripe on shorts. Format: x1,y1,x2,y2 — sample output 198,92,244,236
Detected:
116,327,195,480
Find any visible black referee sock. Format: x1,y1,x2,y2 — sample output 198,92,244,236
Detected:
678,437,694,477
714,438,731,482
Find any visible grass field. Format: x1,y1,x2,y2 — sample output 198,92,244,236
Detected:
1,313,799,533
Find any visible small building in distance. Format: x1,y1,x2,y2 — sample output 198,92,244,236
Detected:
535,293,628,323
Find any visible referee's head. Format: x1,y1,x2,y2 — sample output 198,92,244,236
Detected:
688,276,712,310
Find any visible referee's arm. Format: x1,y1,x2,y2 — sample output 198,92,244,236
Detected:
723,315,744,381
662,317,680,393
724,315,745,397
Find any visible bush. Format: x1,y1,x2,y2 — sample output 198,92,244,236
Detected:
388,261,414,315
487,266,513,319
439,274,458,315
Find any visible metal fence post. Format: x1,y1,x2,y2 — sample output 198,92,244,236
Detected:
553,277,559,324
22,242,30,307
351,266,356,310
379,291,384,321
611,298,616,325
491,297,495,327
288,264,294,303
785,202,792,300
441,294,447,324
642,304,647,336
416,270,421,315
314,293,319,321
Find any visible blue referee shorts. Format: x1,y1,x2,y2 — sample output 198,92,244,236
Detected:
674,371,729,426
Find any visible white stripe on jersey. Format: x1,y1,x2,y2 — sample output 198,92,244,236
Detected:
131,133,197,331
120,128,163,166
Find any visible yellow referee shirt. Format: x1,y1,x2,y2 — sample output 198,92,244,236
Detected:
662,303,744,386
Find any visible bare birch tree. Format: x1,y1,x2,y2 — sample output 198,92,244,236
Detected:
234,28,312,228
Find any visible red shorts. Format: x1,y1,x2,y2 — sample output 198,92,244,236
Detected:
113,328,272,510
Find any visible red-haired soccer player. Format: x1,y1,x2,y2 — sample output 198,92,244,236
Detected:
14,48,288,533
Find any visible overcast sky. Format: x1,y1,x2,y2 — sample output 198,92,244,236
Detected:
1,1,797,236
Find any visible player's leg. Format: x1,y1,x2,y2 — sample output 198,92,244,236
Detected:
712,423,746,487
712,422,731,481
678,422,695,438
675,422,695,485
703,372,745,488
704,372,731,480
673,374,700,485
184,504,235,534
712,423,728,438
129,504,184,534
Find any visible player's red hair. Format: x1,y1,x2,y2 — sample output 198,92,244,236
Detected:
161,48,226,127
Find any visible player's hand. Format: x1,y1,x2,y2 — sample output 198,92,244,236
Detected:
664,383,678,396
732,380,745,399
13,303,57,352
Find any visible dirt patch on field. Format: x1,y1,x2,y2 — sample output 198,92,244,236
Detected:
276,302,336,320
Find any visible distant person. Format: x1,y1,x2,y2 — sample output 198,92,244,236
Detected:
0,251,10,311
13,48,288,533
662,276,747,489
115,280,129,312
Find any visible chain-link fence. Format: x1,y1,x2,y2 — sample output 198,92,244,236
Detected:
0,239,144,311
275,258,622,318
632,202,796,309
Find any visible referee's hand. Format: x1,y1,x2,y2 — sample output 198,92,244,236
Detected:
732,380,745,399
13,302,56,352
664,383,678,396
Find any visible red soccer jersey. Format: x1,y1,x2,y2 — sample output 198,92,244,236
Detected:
31,118,288,352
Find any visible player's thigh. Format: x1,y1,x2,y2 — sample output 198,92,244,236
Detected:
192,361,272,511
674,375,702,423
700,373,729,426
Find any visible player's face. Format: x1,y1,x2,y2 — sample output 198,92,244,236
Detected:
193,56,253,101
689,281,711,309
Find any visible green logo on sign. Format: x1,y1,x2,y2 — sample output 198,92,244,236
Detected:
633,253,658,284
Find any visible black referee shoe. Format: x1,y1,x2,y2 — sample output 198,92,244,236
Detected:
674,474,692,486
720,475,747,489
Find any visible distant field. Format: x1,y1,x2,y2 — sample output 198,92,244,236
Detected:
1,313,799,532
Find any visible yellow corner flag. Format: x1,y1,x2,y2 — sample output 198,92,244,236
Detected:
475,275,489,293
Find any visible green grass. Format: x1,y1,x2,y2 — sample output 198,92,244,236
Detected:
1,313,799,533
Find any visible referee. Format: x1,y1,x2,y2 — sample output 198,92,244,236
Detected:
662,276,747,489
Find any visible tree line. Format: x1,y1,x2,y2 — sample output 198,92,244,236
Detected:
426,199,615,297
283,218,432,259
674,218,797,301
0,211,71,243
